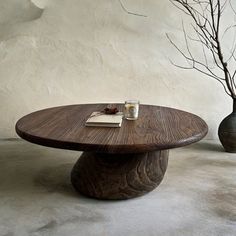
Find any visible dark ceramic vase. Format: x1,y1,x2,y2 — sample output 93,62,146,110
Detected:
218,100,236,152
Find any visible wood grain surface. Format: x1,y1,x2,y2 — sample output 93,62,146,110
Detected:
71,150,169,200
16,104,208,153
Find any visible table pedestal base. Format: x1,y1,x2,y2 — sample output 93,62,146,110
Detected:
71,150,169,200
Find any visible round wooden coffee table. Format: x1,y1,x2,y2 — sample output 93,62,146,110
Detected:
15,104,208,200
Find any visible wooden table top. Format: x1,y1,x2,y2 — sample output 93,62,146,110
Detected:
15,104,208,153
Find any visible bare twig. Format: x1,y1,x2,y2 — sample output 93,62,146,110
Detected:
168,0,236,98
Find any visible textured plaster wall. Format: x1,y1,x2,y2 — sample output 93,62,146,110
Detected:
0,0,233,139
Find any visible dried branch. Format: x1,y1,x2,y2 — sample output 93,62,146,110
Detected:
168,0,236,99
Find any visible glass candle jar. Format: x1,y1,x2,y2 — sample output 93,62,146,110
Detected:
124,100,139,120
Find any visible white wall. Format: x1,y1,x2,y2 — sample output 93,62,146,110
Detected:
0,0,233,139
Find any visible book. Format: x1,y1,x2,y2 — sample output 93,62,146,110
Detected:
85,112,123,128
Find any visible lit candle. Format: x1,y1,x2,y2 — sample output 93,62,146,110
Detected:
124,100,139,120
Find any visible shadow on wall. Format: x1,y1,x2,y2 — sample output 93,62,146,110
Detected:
0,0,44,25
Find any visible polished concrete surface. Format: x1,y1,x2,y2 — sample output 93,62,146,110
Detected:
0,140,235,236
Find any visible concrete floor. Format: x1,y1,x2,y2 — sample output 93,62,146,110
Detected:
0,140,235,236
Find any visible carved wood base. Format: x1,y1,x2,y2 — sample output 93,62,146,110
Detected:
71,150,169,200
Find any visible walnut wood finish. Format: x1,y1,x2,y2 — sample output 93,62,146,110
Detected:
71,150,169,200
15,104,208,154
15,104,208,200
